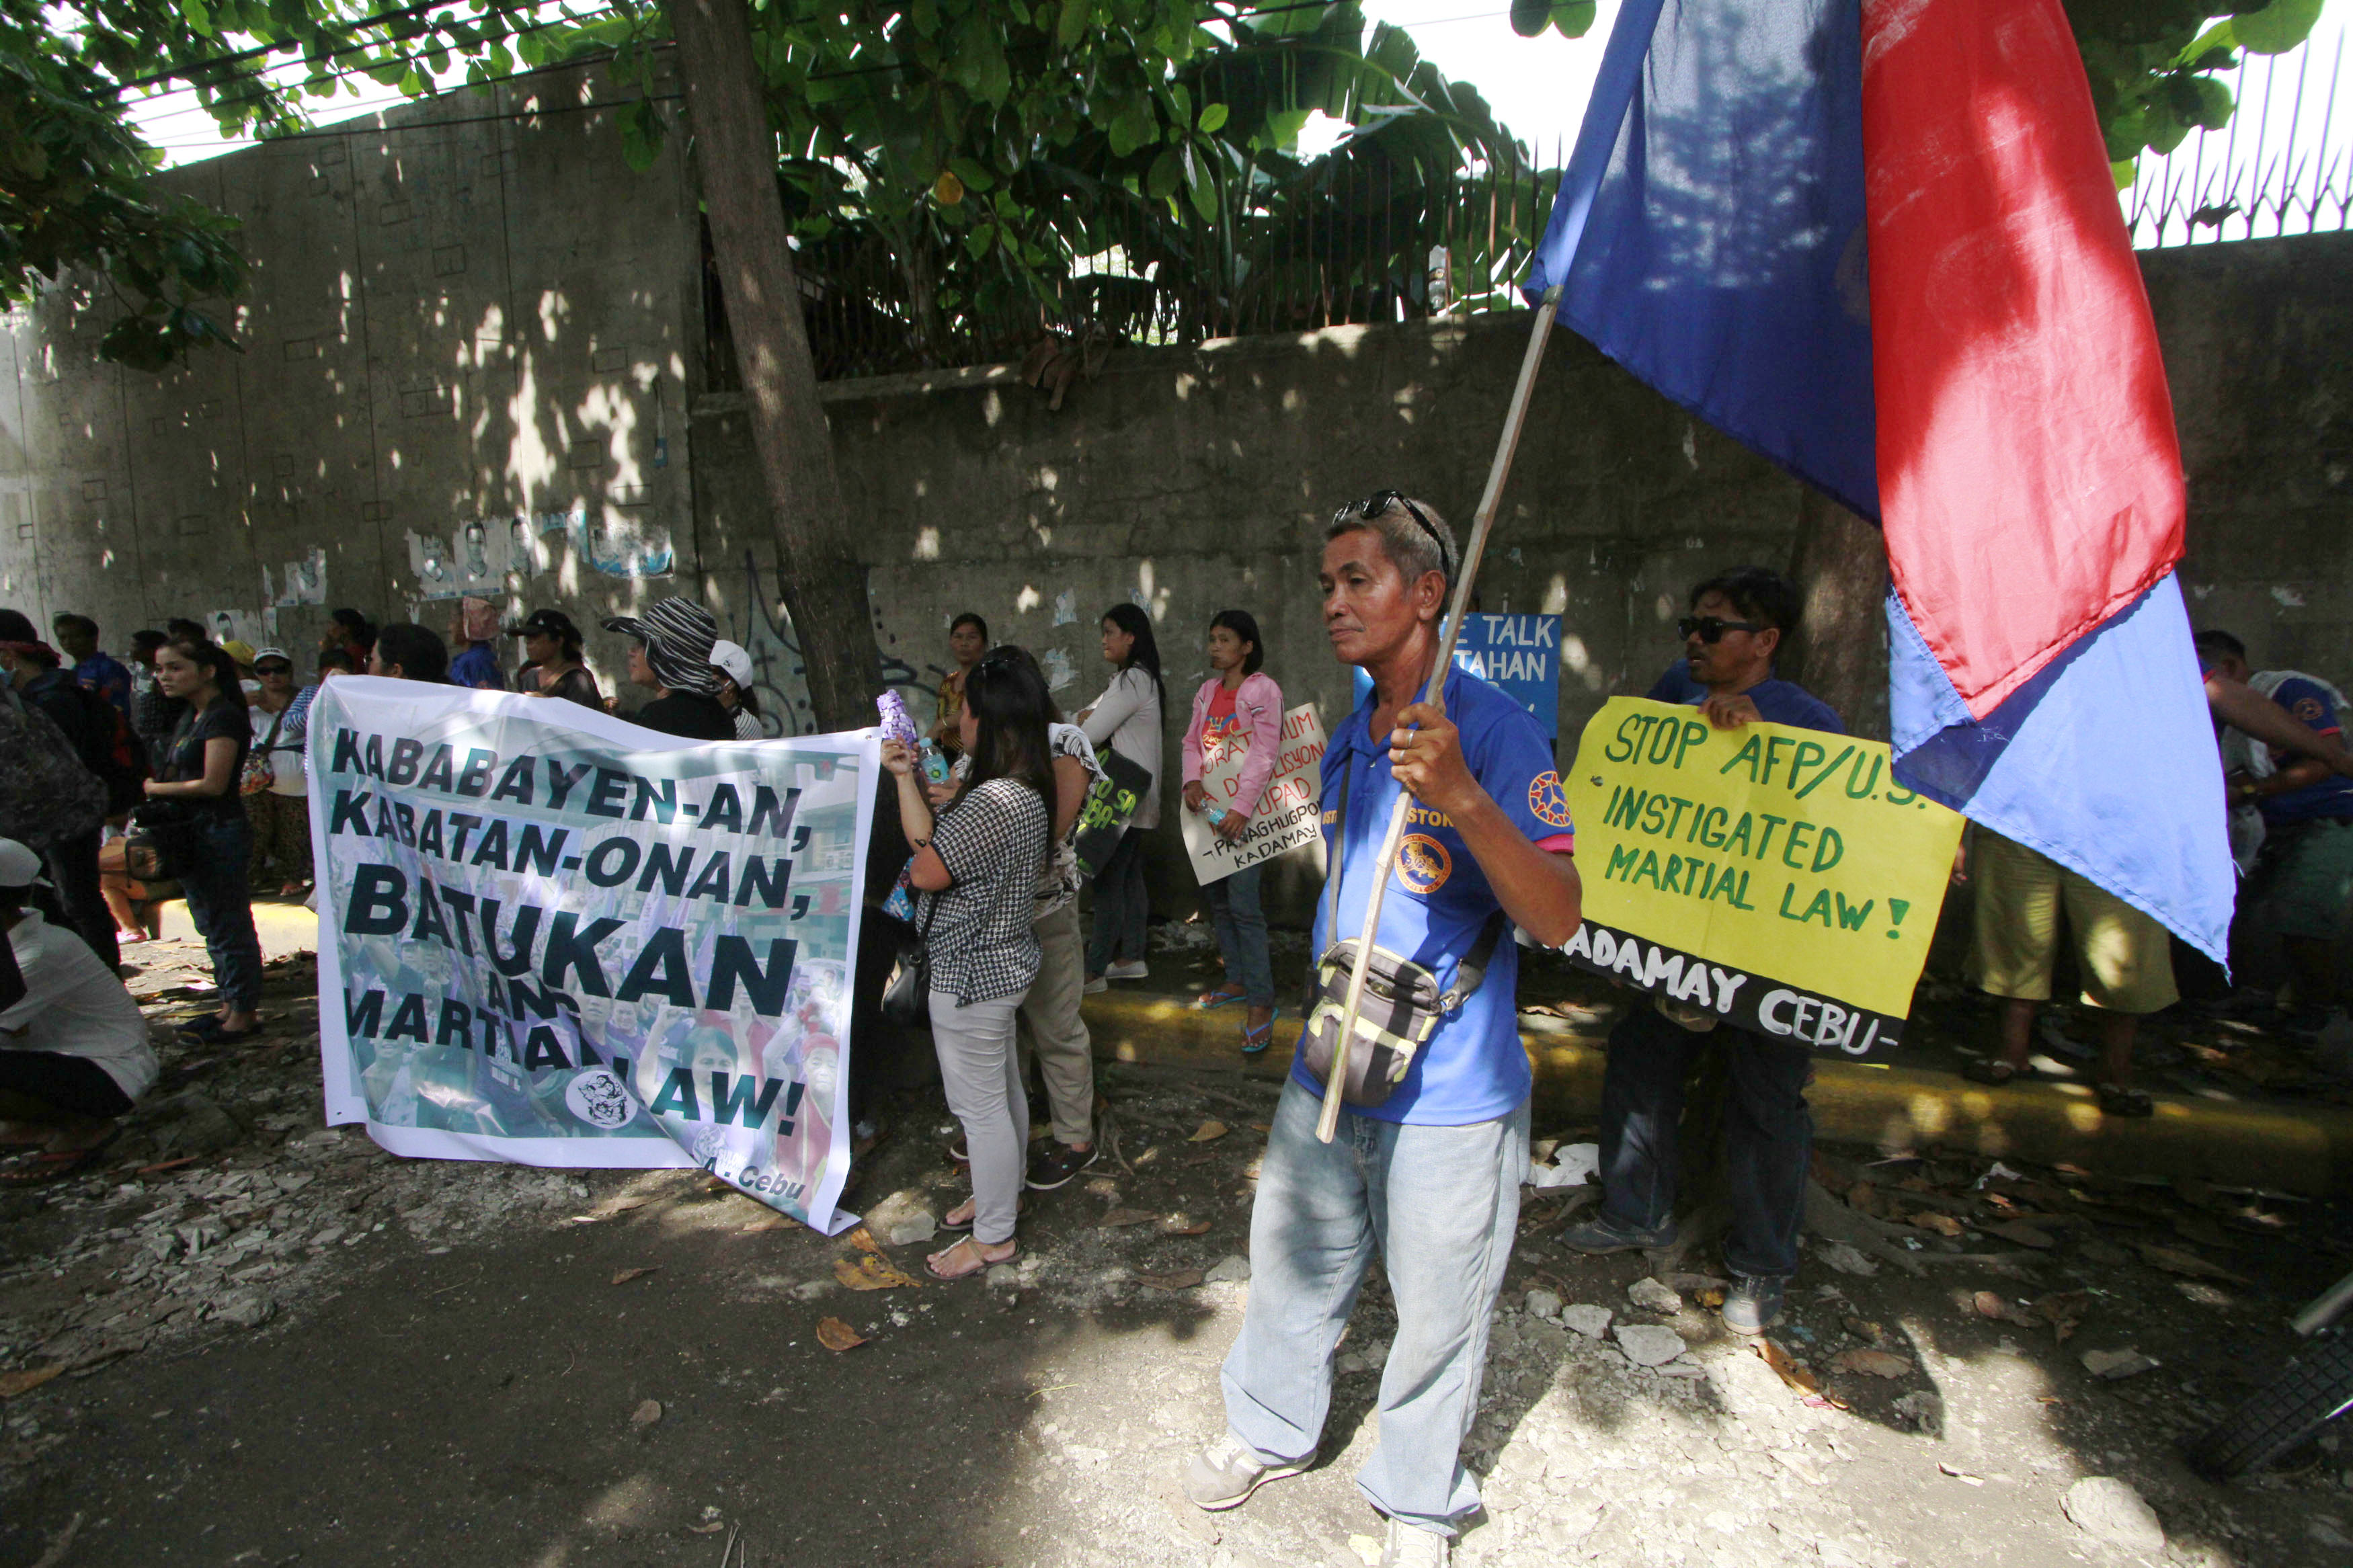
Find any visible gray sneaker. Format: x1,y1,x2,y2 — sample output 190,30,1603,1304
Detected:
1721,1274,1786,1335
1381,1519,1451,1567
1183,1432,1311,1511
1561,1212,1677,1255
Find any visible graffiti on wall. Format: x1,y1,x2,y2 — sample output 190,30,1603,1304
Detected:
727,552,942,740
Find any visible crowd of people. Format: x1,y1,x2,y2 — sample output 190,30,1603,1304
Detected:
0,589,774,1175
5,487,2350,1564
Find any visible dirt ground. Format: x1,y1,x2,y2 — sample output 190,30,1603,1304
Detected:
2,933,2351,1568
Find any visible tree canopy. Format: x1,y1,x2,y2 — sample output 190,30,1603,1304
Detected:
1,1,2334,370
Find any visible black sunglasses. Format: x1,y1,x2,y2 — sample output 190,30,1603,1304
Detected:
1678,616,1767,643
1332,490,1453,578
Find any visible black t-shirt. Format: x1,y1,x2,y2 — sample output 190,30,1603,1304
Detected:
163,698,251,821
631,691,733,741
541,666,604,712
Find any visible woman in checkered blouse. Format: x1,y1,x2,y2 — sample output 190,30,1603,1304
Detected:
882,649,1055,1280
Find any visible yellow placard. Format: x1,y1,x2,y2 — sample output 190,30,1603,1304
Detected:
1564,698,1963,1044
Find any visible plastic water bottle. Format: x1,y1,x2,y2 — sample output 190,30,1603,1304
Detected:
1203,802,1230,828
918,738,952,786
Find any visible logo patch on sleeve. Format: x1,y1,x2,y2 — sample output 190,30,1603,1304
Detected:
1396,834,1453,895
1528,770,1572,829
2295,696,2327,723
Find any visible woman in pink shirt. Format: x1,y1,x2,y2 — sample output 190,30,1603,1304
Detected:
1181,610,1284,1053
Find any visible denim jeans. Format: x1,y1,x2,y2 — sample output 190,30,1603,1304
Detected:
1220,1079,1528,1536
1596,1001,1812,1278
1085,829,1150,973
1205,862,1275,1007
178,814,264,1012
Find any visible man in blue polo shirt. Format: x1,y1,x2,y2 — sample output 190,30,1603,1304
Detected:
1183,494,1581,1567
2200,630,2353,1037
1568,567,1842,1336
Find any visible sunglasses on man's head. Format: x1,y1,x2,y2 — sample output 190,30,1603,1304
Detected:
1331,489,1452,576
1678,616,1767,644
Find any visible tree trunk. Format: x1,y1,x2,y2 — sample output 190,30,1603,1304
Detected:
1782,487,1890,742
671,0,877,733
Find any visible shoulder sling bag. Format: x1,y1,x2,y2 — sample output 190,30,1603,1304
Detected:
1295,753,1507,1108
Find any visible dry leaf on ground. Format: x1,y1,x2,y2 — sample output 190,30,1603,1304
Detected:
610,1266,657,1285
629,1399,663,1429
1973,1290,2038,1326
815,1317,868,1352
1098,1208,1156,1228
2136,1243,2246,1284
1137,1268,1205,1292
1189,1120,1228,1143
847,1226,884,1254
1159,1215,1212,1237
2034,1290,2091,1342
1753,1339,1821,1395
1907,1211,1965,1238
1981,1220,2055,1249
835,1253,921,1291
0,1365,63,1399
1832,1348,1913,1379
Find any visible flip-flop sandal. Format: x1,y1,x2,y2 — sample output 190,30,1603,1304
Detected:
2096,1083,2155,1118
1193,987,1247,1012
0,1128,118,1185
926,1237,1014,1281
1240,1009,1278,1056
1962,1059,2037,1086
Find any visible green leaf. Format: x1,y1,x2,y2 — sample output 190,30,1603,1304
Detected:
1147,144,1183,199
619,100,664,172
1550,1,1599,38
1508,0,1552,38
1057,0,1089,48
2111,159,2137,192
947,157,995,193
1198,101,1228,133
2234,0,2324,55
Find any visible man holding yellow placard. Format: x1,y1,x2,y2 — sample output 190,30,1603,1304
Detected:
1567,569,1864,1337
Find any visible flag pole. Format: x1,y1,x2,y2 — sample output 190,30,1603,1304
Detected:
1316,288,1564,1144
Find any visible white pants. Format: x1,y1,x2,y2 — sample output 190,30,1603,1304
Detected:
930,988,1029,1244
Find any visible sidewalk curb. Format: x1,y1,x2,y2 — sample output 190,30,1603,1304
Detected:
1082,989,2353,1196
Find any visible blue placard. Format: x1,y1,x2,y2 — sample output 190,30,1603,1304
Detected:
1351,614,1562,738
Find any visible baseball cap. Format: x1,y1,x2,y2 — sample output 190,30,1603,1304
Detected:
508,608,582,641
252,646,292,669
601,597,720,695
0,837,46,889
710,638,754,688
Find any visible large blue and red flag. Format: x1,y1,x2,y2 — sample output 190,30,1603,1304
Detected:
1525,0,2233,959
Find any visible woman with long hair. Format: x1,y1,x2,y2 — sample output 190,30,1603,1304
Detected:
882,648,1053,1280
145,636,264,1042
1078,602,1164,989
1180,609,1285,1053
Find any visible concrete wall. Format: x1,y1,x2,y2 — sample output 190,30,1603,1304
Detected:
0,58,703,688
6,85,2349,920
